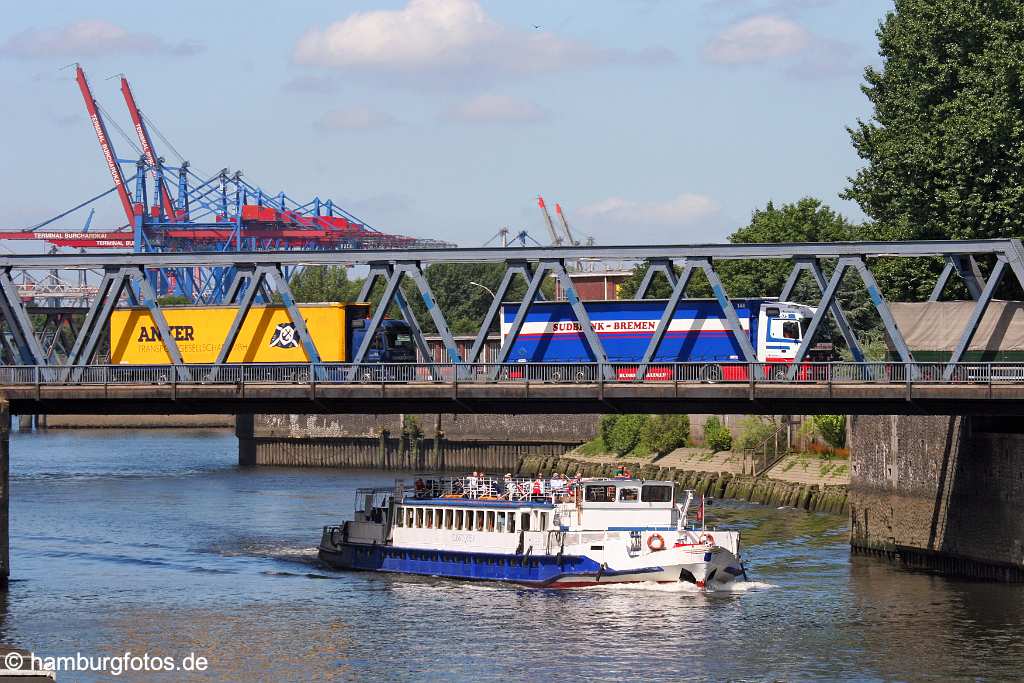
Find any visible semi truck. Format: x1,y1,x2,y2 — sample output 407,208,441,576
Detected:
500,298,823,380
109,302,416,365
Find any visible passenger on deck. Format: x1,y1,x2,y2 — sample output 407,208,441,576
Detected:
503,472,514,496
414,478,426,498
466,471,479,498
549,473,566,497
531,477,542,499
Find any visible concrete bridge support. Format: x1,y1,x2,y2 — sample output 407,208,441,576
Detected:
849,414,1024,581
0,401,8,589
236,414,256,467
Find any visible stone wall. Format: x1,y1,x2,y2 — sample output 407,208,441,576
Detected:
255,413,601,441
848,415,1024,581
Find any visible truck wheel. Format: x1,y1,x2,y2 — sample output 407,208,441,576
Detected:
550,370,562,383
360,370,374,383
773,366,788,381
701,364,723,383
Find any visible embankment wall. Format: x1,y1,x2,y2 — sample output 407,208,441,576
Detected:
848,415,1024,581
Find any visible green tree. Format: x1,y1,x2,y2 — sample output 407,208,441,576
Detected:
844,0,1024,300
602,414,648,456
289,266,362,303
640,414,690,455
811,414,847,450
702,416,733,453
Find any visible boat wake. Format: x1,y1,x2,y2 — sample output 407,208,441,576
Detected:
581,580,776,594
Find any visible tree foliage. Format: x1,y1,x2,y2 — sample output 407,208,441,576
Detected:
640,414,690,455
702,416,733,453
289,266,362,303
844,0,1024,299
600,414,649,456
811,414,847,449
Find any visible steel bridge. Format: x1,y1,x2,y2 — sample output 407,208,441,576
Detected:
0,239,1020,415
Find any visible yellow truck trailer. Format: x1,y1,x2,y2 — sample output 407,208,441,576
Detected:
109,302,416,364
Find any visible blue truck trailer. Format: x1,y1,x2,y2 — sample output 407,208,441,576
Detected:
500,298,821,379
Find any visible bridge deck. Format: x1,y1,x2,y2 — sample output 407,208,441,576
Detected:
3,380,1023,415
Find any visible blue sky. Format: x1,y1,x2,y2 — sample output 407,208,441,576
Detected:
0,0,893,249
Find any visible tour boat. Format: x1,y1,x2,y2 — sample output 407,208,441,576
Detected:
317,474,745,589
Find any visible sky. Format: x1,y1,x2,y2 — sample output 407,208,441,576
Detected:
0,0,894,250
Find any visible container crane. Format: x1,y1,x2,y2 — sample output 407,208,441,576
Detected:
73,65,135,227
554,202,579,246
537,196,563,246
119,74,177,222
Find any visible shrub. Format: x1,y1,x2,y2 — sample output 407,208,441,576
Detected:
605,414,648,456
641,415,690,455
735,416,777,451
812,415,846,449
599,415,619,448
703,416,733,453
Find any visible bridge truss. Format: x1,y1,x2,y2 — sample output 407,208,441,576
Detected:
0,239,1020,387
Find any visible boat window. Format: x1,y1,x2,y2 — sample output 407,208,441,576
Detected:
444,509,453,530
475,510,484,531
496,512,506,533
406,508,414,527
539,512,548,529
486,511,495,532
394,507,403,527
618,487,640,502
521,512,531,531
454,509,464,529
415,508,423,528
585,485,616,502
508,512,516,533
641,485,674,503
425,509,434,529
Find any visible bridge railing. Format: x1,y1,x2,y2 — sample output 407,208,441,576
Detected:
0,362,1022,386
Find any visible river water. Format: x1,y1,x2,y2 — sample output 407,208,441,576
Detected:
3,428,1024,681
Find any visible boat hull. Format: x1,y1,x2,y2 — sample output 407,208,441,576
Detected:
318,540,742,589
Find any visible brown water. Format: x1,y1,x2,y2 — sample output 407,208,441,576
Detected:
4,428,1023,681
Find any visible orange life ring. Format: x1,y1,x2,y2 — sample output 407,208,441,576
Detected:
647,533,666,552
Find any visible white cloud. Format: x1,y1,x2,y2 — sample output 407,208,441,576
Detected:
293,0,672,84
0,20,202,59
579,193,720,227
445,94,548,124
704,15,809,64
315,107,398,131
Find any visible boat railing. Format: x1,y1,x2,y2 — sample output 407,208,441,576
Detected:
405,475,576,504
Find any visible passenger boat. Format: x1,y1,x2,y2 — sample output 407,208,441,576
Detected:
318,474,746,589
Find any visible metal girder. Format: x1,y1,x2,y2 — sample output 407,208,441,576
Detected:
634,263,695,381
851,257,915,366
494,263,550,369
207,266,263,380
0,269,47,367
634,259,677,300
267,265,322,365
356,263,433,367
127,267,191,382
942,256,1007,379
468,262,532,363
929,255,986,301
400,262,462,364
349,268,406,377
549,260,612,378
67,269,131,376
2,239,1024,269
781,259,864,363
696,259,760,373
786,259,853,380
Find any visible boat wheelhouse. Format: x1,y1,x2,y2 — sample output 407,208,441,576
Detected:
318,475,744,588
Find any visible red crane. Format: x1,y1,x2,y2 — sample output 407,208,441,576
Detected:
119,75,177,221
74,65,135,226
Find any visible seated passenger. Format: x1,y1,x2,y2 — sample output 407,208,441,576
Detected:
414,478,426,497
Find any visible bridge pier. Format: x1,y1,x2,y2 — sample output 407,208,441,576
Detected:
0,401,8,589
849,414,1024,581
236,414,256,467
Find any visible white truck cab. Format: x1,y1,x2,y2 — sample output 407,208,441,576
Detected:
755,302,818,362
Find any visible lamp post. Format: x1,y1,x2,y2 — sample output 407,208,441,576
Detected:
468,281,495,298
